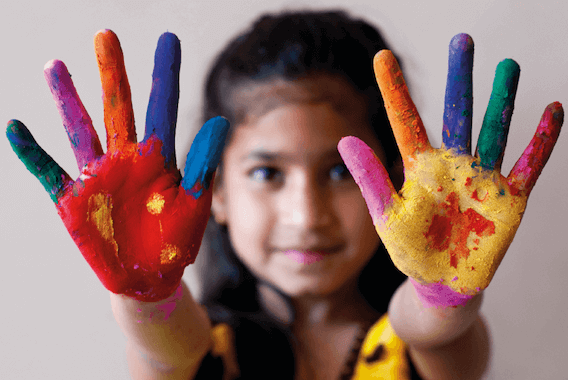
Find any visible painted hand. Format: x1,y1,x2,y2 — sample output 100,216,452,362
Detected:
338,34,563,307
6,30,229,302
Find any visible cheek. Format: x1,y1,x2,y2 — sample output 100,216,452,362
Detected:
336,189,380,257
225,183,272,268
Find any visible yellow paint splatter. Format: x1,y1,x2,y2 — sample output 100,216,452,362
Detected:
88,192,119,257
147,193,165,215
160,243,180,264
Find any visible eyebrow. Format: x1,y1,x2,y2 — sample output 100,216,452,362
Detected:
241,148,342,163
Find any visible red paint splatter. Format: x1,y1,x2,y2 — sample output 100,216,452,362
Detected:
471,189,488,202
465,177,472,186
424,192,495,268
437,186,444,192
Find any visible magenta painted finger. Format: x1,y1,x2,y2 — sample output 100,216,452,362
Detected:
508,102,563,196
44,60,104,169
338,136,396,225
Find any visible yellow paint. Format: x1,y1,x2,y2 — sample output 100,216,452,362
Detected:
377,149,527,294
146,192,165,215
88,192,119,257
352,314,409,379
160,243,180,264
210,323,240,380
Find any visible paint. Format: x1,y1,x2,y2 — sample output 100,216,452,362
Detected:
424,192,495,268
155,283,183,320
508,102,563,196
143,33,181,168
94,29,137,154
374,50,431,168
442,33,474,155
337,136,395,226
409,278,473,309
375,149,526,294
44,60,103,169
477,59,520,169
182,116,230,198
6,120,70,203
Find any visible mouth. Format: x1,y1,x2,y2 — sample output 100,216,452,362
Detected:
281,245,344,265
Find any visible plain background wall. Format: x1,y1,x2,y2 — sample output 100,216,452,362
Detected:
1,0,567,378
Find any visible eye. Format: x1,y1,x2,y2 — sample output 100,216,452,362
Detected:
249,166,281,182
329,163,351,181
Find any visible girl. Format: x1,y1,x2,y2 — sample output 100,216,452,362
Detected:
7,9,562,380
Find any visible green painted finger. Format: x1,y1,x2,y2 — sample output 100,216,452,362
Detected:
476,59,520,170
6,119,71,203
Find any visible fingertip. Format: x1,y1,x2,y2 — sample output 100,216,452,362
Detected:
94,29,122,65
547,101,564,121
495,58,521,84
449,33,474,52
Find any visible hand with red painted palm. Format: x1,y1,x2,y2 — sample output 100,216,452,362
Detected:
6,30,229,302
338,34,563,307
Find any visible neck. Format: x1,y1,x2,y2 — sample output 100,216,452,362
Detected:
257,276,378,331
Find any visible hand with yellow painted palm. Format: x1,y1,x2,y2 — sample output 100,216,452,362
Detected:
338,34,563,307
6,30,229,302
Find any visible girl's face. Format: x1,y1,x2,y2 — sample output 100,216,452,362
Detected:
212,77,388,298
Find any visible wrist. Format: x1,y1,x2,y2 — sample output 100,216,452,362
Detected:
409,277,475,309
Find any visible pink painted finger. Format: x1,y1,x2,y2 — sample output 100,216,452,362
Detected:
409,278,474,309
338,136,397,226
374,50,431,168
44,60,104,169
508,102,563,196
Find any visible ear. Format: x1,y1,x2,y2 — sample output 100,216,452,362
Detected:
211,170,228,225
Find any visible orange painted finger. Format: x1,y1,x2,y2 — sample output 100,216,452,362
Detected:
94,29,136,153
374,50,431,168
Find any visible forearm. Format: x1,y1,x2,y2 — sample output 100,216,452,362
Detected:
110,280,212,375
388,278,490,380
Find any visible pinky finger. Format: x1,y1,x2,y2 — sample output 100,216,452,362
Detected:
6,120,72,203
508,102,563,196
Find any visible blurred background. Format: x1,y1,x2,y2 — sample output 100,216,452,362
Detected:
1,0,567,378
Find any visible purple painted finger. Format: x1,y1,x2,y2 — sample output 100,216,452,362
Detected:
44,60,104,170
338,136,396,226
508,102,563,196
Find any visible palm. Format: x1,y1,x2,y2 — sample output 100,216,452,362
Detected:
7,30,228,301
339,34,563,295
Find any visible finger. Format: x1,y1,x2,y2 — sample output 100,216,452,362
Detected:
44,60,104,170
337,136,398,227
6,119,72,203
476,59,520,170
508,102,563,196
442,34,474,155
94,29,137,153
374,50,431,169
143,32,181,168
181,116,230,198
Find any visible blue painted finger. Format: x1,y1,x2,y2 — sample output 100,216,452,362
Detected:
6,119,71,203
144,32,181,168
181,116,230,198
476,59,520,170
442,33,474,154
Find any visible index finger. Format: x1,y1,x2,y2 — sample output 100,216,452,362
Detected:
94,30,137,154
374,50,431,169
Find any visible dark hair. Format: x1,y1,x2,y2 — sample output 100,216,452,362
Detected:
199,9,406,322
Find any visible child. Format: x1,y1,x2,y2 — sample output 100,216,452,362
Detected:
6,9,562,380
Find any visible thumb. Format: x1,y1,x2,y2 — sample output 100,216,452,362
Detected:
181,116,230,198
338,136,397,226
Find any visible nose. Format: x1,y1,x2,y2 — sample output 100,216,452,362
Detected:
281,174,333,230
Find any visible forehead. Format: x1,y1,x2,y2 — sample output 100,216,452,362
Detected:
227,74,368,124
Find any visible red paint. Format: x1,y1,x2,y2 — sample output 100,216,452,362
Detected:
56,136,213,301
471,189,488,202
424,192,495,268
437,186,444,192
465,177,472,186
509,102,563,196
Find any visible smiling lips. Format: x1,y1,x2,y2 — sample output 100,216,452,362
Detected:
283,247,341,264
